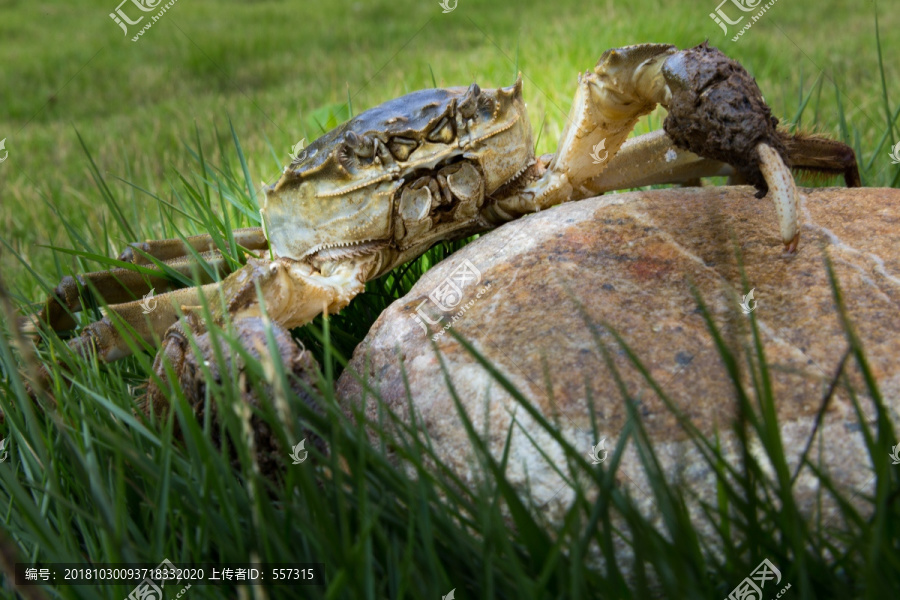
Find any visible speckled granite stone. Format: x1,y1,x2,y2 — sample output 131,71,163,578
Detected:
336,186,900,559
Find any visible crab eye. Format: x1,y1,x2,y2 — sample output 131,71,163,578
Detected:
458,82,480,120
345,131,375,158
294,146,317,166
426,117,455,144
388,136,417,161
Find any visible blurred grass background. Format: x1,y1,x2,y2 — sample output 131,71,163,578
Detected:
0,0,898,296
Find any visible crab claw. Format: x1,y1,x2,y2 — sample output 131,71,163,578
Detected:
660,43,803,252
757,142,800,253
145,316,326,477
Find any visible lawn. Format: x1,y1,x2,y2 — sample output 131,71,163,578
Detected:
1,0,899,598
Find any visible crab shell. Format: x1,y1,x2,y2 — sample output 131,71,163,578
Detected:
262,78,532,276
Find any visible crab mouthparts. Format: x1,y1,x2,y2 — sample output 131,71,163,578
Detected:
307,240,389,262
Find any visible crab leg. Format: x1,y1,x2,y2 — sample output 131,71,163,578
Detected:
592,130,861,192
64,283,220,363
58,254,373,365
589,130,732,191
501,43,677,214
117,227,267,264
28,250,233,334
141,255,373,412
505,43,811,252
29,228,268,333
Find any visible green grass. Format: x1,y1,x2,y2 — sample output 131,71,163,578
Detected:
1,0,900,598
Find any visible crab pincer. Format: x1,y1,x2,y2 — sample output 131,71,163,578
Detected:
660,43,801,253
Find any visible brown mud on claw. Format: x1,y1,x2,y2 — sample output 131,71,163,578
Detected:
662,42,785,195
145,316,326,478
661,42,801,253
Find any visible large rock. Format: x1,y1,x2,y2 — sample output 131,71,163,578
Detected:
336,186,900,548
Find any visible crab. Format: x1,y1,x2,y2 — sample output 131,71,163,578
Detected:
27,43,859,412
